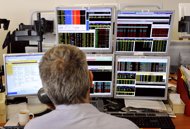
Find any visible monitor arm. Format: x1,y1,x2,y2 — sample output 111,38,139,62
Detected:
2,13,53,52
14,12,44,52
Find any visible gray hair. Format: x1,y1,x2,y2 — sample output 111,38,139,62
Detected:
39,44,90,105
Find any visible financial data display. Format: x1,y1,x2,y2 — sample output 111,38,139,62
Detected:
86,54,114,97
115,56,170,100
56,7,114,52
4,53,43,97
115,10,174,54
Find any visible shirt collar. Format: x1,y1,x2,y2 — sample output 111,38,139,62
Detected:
55,103,99,113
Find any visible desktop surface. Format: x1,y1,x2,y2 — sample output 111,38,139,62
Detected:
3,99,176,129
3,115,188,129
172,114,190,129
2,111,189,129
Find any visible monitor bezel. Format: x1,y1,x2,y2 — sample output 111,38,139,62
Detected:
114,10,175,55
3,53,44,98
114,55,170,100
55,6,115,53
86,53,114,98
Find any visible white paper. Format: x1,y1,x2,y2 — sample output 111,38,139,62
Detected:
124,99,167,111
169,93,181,104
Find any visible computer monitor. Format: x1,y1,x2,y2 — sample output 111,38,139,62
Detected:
115,56,170,100
4,53,43,97
86,54,114,97
55,6,114,53
115,10,174,54
4,52,114,98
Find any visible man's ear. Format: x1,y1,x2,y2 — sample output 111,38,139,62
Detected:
89,71,94,87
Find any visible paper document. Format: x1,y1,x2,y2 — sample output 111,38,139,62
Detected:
169,93,181,104
124,99,167,111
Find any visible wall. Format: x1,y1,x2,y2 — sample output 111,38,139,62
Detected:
0,0,190,65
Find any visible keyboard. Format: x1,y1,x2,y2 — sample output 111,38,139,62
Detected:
109,112,175,129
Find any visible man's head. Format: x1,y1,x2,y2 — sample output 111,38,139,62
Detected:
39,44,91,105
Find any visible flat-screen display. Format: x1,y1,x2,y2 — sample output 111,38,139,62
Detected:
4,53,43,97
87,54,114,97
115,56,170,100
115,10,174,54
4,53,114,98
56,6,114,53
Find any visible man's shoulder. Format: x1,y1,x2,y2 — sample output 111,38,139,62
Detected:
24,111,53,129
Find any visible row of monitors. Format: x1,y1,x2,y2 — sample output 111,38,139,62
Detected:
4,53,170,100
55,6,174,54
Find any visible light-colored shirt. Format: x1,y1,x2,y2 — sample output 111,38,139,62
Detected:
24,103,139,129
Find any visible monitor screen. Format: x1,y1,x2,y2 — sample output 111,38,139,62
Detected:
4,53,114,98
4,53,43,97
86,54,114,97
115,56,170,100
56,6,114,52
115,10,174,54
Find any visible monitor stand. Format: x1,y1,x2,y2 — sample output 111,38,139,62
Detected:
26,96,48,114
91,98,104,112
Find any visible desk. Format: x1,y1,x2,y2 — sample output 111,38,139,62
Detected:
1,75,189,128
169,74,190,128
172,115,190,129
1,114,190,129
